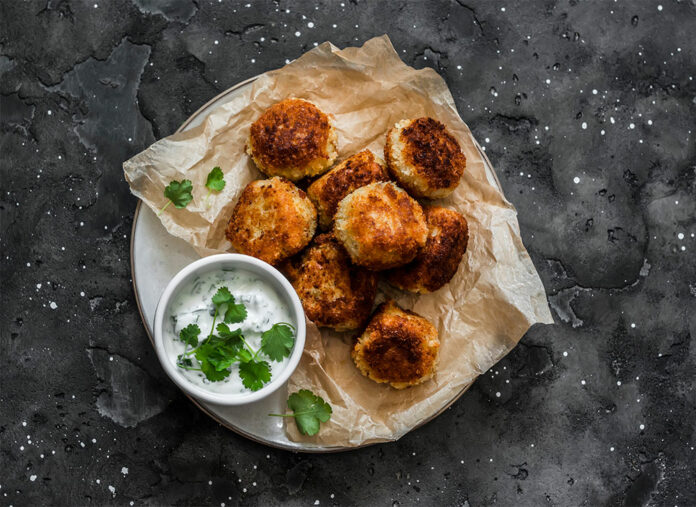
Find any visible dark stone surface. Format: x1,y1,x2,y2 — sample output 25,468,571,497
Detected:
1,0,695,505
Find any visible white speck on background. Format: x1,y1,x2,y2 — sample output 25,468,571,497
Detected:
574,176,580,184
495,392,501,397
581,122,587,129
592,89,598,94
581,380,586,385
640,424,645,430
29,475,37,482
563,351,568,357
307,22,314,28
121,467,128,476
629,123,635,129
658,4,663,11
678,233,684,240
294,31,301,37
610,447,614,452
108,485,116,496
49,302,58,310
631,323,636,328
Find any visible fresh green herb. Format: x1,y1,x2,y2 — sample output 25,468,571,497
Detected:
261,323,295,362
224,301,247,324
174,285,293,392
239,360,271,391
212,287,234,306
211,286,247,324
158,179,193,215
204,167,226,206
269,390,332,436
179,323,200,348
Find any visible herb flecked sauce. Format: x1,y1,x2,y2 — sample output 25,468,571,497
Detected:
165,268,294,394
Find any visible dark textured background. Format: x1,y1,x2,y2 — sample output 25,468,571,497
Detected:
1,0,695,505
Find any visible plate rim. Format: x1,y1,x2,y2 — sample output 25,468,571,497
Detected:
129,75,491,453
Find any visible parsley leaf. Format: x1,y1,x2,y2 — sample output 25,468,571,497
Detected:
212,287,234,307
260,323,295,362
239,360,271,391
205,167,226,192
179,323,200,347
269,390,332,436
159,179,193,215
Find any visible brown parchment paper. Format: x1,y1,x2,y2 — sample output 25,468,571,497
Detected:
124,35,553,447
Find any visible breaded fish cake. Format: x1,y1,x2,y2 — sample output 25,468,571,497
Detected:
281,233,378,331
386,206,469,293
226,177,317,265
247,98,338,181
352,300,440,389
334,181,428,270
306,150,390,229
385,117,466,198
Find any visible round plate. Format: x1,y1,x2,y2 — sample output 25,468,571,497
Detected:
130,76,504,452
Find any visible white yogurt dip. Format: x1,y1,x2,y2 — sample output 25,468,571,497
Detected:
164,267,295,394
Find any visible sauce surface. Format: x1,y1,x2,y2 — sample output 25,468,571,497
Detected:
165,268,294,394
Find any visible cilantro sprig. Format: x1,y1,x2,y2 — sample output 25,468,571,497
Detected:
158,179,193,216
204,166,226,206
269,390,332,436
175,286,295,391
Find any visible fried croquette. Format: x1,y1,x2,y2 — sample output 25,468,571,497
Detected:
334,181,428,270
247,98,338,181
306,150,390,229
386,206,469,293
225,177,317,265
352,300,440,389
385,117,466,198
281,233,378,331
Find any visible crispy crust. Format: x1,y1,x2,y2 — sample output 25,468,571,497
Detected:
225,177,317,265
247,98,338,181
385,117,466,198
281,233,378,331
352,300,440,389
307,150,390,229
386,206,469,293
334,182,428,271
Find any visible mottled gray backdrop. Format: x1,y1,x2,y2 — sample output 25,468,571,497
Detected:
1,0,695,505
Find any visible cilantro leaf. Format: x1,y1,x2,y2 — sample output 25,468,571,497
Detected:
194,325,244,374
238,360,271,391
159,179,193,215
287,390,332,435
176,355,193,368
224,302,247,324
205,167,226,192
199,358,231,381
212,287,234,307
179,323,200,347
236,348,253,363
260,323,295,362
269,390,332,436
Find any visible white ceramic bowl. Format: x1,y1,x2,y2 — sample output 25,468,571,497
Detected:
153,253,306,405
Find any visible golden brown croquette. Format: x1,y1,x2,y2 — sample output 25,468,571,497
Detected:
281,233,378,331
352,300,440,389
247,98,338,181
334,182,428,271
226,177,317,265
384,117,466,198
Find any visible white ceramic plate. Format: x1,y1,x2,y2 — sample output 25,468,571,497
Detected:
130,76,504,452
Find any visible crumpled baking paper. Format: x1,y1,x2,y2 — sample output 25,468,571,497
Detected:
124,35,553,447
